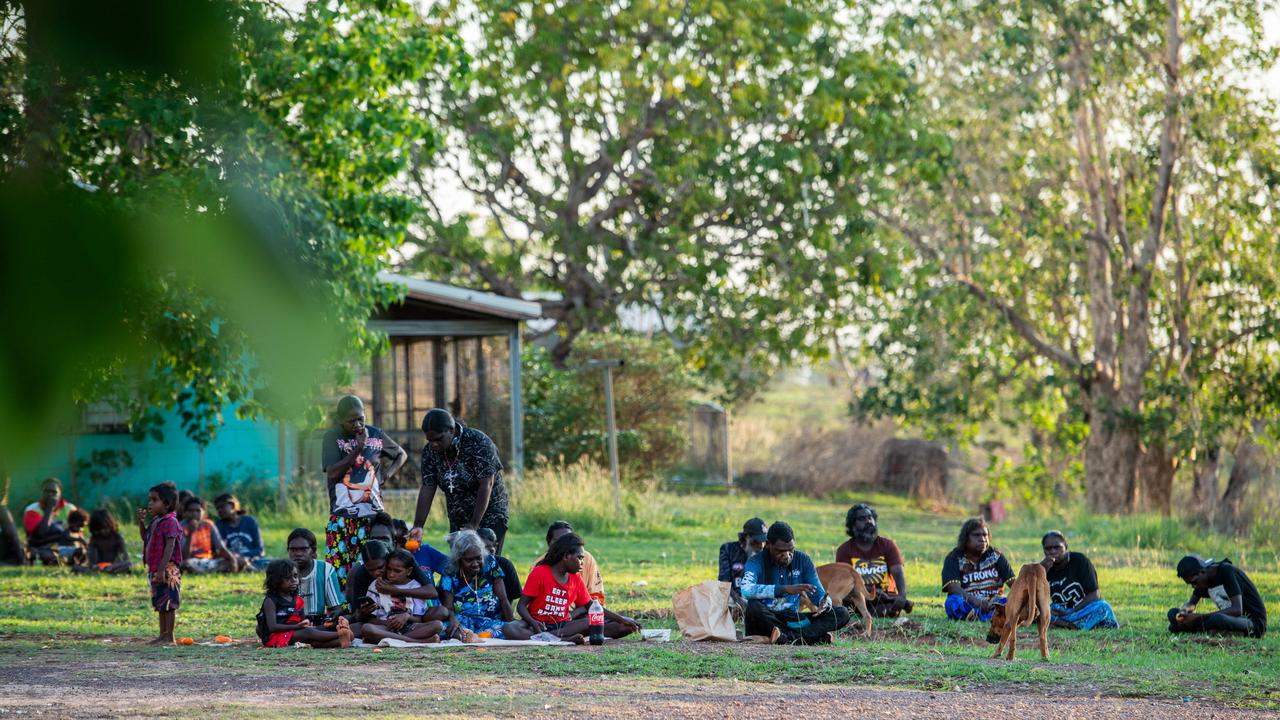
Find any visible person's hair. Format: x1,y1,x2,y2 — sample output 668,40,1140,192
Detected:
88,509,119,536
1177,555,1205,580
385,548,416,575
213,493,244,515
148,484,179,513
264,558,297,594
421,408,456,434
287,528,316,550
183,496,204,512
766,521,794,544
370,511,394,532
360,539,391,564
545,520,574,544
392,519,410,546
845,503,878,538
539,532,584,568
476,527,498,545
334,394,364,423
955,517,990,555
447,529,488,575
1041,530,1067,547
40,477,62,493
67,509,89,530
176,488,193,506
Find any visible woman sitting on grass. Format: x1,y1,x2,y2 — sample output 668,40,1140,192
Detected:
438,529,511,641
504,532,641,643
258,559,353,648
358,548,446,645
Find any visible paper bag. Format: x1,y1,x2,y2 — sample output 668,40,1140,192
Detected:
673,580,737,641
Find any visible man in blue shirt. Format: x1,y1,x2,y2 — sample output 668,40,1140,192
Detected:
740,521,851,644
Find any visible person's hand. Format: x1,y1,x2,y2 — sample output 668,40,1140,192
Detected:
781,584,816,596
298,618,313,628
527,619,546,634
387,612,410,631
136,508,149,527
812,596,833,616
408,527,423,543
374,578,403,596
164,563,181,588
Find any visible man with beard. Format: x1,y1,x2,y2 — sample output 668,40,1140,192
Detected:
835,503,912,617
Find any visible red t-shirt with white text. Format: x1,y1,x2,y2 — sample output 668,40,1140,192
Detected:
522,564,590,624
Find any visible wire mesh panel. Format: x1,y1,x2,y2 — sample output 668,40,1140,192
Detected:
686,402,731,487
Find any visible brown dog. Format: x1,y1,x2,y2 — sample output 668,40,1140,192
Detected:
986,562,1050,661
803,563,873,636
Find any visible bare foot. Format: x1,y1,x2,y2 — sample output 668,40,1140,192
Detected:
147,636,172,646
459,628,482,644
769,626,782,645
336,617,354,648
563,633,586,645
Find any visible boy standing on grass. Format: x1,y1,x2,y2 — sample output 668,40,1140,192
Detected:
138,484,183,645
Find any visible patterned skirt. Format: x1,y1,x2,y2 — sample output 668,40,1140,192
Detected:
324,514,373,595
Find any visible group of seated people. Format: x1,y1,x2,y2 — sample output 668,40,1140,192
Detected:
23,477,269,575
718,504,1267,644
257,516,641,648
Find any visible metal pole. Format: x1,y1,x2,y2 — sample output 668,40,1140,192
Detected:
601,366,622,516
277,421,288,510
587,359,625,517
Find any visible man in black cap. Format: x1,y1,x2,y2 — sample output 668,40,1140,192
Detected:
720,517,767,617
1169,555,1266,638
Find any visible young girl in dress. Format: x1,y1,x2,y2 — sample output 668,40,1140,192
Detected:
258,559,353,648
359,549,445,644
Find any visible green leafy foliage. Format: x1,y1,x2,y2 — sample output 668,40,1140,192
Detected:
0,1,466,455
523,332,698,480
406,0,944,401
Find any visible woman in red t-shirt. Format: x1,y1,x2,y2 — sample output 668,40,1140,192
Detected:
503,533,641,643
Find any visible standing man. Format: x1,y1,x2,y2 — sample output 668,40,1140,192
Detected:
1039,530,1119,630
322,394,407,589
835,503,912,617
740,521,851,644
410,408,509,554
1169,555,1266,638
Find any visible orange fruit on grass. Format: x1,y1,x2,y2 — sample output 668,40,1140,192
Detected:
214,635,233,644
177,637,194,645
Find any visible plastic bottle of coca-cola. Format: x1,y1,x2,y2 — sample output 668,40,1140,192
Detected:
588,598,605,645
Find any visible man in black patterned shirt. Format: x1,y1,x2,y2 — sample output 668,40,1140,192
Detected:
409,409,510,554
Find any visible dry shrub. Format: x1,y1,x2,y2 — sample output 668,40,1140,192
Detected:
734,423,899,496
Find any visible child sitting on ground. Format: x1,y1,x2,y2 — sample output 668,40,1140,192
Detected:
180,497,243,573
214,494,270,571
258,559,353,648
359,549,445,645
64,509,90,566
73,509,131,574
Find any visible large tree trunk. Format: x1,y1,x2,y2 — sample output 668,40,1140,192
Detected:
1191,446,1220,525
1220,429,1263,534
1084,388,1140,513
1137,440,1178,515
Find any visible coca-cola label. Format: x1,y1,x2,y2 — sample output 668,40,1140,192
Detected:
588,611,605,625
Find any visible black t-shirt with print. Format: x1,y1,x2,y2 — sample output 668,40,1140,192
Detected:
1194,560,1267,631
1046,552,1099,607
420,421,509,530
941,547,1014,598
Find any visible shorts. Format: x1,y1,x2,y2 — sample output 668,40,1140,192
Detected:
185,557,223,573
150,580,181,612
457,614,507,638
264,630,295,648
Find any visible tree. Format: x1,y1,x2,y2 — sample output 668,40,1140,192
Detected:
853,0,1280,513
0,1,465,457
404,0,942,400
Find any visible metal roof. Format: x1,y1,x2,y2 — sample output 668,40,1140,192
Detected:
379,272,543,321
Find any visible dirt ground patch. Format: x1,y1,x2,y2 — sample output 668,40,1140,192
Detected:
0,652,1271,719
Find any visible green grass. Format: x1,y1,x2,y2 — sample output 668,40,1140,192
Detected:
1,488,1277,708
